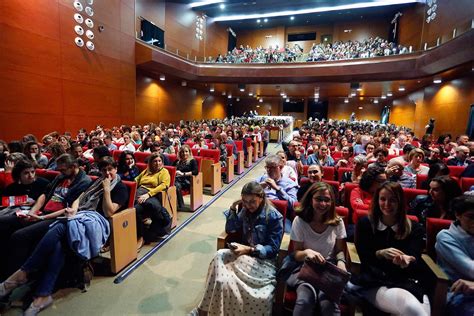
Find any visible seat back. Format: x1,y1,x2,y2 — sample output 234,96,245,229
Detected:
448,165,466,177
322,166,335,180
164,166,176,185
331,151,342,160
164,153,177,164
225,144,234,157
194,156,203,172
343,182,359,210
35,169,60,181
235,140,244,151
461,177,474,192
402,188,428,210
335,206,349,228
426,217,452,259
337,167,353,181
112,150,123,162
191,148,200,157
271,199,287,230
136,162,147,172
416,174,428,189
322,179,340,197
122,180,137,208
200,149,220,164
134,151,151,163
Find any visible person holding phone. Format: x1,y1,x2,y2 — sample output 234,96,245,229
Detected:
190,181,284,316
288,182,347,315
0,156,128,315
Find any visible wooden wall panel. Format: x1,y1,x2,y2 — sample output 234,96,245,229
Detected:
236,27,286,50
135,71,227,124
286,24,334,52
0,0,136,141
328,99,383,121
390,76,474,138
398,4,424,51
333,18,390,42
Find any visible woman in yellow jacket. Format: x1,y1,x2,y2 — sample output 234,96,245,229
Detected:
134,153,171,247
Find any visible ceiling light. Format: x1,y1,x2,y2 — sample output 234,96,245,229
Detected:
387,91,393,96
356,87,362,92
222,91,226,96
381,94,386,99
314,93,319,98
398,85,405,91
256,105,260,108
228,94,232,99
344,98,349,103
257,19,260,23
181,81,187,87
358,106,363,109
212,0,420,22
280,92,285,96
263,18,268,22
433,77,442,84
282,94,287,98
159,74,165,81
248,92,253,96
286,98,290,102
210,85,215,92
219,3,225,9
350,91,356,97
290,16,294,20
236,98,240,102
238,83,245,92
259,98,263,103
374,99,379,104
189,0,225,8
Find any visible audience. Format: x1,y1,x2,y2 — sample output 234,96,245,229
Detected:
173,145,199,212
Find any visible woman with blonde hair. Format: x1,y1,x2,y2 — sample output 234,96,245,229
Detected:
288,182,347,315
354,181,430,315
173,145,198,213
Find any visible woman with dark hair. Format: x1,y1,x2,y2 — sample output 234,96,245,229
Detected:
420,162,449,190
8,141,23,154
23,141,48,169
88,146,112,176
191,181,283,316
354,182,429,315
2,160,49,203
297,164,322,200
45,143,66,170
409,175,462,226
288,182,347,315
173,145,198,214
138,135,154,153
134,153,172,247
117,151,140,181
350,167,386,211
435,195,474,316
0,157,128,315
368,147,388,170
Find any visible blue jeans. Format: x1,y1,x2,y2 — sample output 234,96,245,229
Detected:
21,222,67,296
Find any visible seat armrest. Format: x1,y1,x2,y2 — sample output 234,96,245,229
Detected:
346,242,361,275
421,254,449,316
109,208,137,274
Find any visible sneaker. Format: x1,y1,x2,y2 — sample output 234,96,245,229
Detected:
23,296,53,316
189,307,199,316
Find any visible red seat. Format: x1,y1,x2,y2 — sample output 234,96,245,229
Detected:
416,174,428,189
235,140,244,152
337,167,353,182
461,177,474,192
112,150,123,162
164,153,177,164
331,151,342,160
302,165,335,180
426,217,452,259
402,188,428,210
134,152,151,163
191,148,200,157
270,200,287,228
35,169,60,181
322,179,340,197
447,166,465,178
122,180,137,208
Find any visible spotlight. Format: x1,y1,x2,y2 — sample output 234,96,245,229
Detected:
290,16,294,20
219,3,225,9
210,85,215,92
263,18,268,23
248,92,253,96
381,94,387,99
387,91,393,97
398,85,405,91
433,77,442,84
159,74,165,81
344,98,349,103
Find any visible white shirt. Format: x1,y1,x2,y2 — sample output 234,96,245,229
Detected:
282,165,298,184
119,143,136,152
290,216,346,260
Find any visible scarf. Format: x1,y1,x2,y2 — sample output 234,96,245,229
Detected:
78,175,121,212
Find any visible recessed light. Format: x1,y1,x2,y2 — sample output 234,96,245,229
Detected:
263,18,268,22
259,98,263,102
398,85,405,91
159,74,165,81
356,87,362,92
358,106,363,109
222,91,226,96
228,94,232,99
381,94,386,99
344,98,349,103
286,98,290,102
210,85,215,92
219,3,225,9
290,16,294,20
181,81,187,87
374,99,379,104
433,77,442,84
248,92,253,96
387,91,393,96
351,91,356,97
256,19,260,23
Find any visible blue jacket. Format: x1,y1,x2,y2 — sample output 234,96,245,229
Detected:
224,203,283,260
66,211,110,260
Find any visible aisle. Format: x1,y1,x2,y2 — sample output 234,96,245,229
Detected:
32,147,274,316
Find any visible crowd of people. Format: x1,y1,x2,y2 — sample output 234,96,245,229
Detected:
0,117,473,315
211,37,409,64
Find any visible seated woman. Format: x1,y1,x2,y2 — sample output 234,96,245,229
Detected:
420,162,449,190
340,155,367,184
435,195,474,316
173,145,198,213
23,142,48,169
297,164,323,201
306,144,335,167
117,151,140,181
135,153,172,247
368,147,389,170
409,175,462,226
191,181,283,316
118,133,136,152
1,160,50,202
335,146,354,169
88,146,112,176
288,182,347,315
404,148,429,179
45,143,66,170
276,150,298,184
138,135,154,153
350,167,386,211
0,157,128,315
354,181,430,315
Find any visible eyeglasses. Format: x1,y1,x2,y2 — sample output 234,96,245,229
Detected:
308,170,320,174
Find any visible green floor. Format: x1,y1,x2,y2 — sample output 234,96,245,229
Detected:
5,147,274,316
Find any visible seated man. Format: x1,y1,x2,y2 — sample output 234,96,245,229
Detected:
435,195,474,316
0,154,91,277
447,146,472,167
255,155,298,217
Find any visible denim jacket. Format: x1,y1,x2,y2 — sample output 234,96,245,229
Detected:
224,203,283,260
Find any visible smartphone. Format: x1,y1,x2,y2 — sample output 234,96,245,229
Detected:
227,242,238,250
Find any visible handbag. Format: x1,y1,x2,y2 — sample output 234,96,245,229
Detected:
298,260,351,303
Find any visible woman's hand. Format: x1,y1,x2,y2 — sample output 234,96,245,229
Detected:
102,177,111,192
376,247,405,260
229,242,252,256
264,178,279,190
65,206,78,218
392,254,416,268
137,193,149,204
305,249,326,264
4,160,14,173
230,199,242,212
175,170,184,177
451,279,474,294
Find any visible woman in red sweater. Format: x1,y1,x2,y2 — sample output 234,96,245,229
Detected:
350,167,386,211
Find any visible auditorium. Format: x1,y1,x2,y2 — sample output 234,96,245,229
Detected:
0,0,473,315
